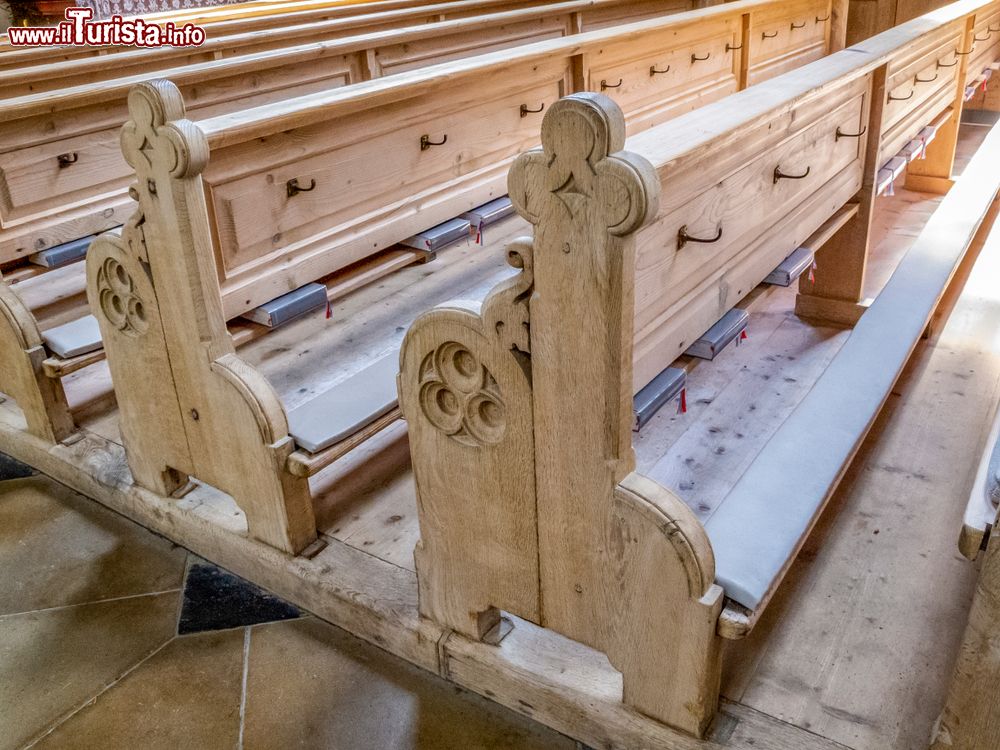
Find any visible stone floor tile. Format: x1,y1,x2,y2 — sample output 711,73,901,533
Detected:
0,592,178,750
33,628,244,750
242,617,576,750
178,561,299,635
0,475,187,615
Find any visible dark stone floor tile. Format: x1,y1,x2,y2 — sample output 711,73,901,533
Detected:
178,562,299,635
0,452,34,481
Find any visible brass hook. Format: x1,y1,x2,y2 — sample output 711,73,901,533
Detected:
286,177,316,197
762,30,778,39
835,125,867,141
57,152,78,168
677,224,723,250
791,20,806,30
520,103,545,117
915,72,939,84
420,134,448,150
600,78,623,90
649,64,672,75
725,43,743,52
691,52,711,62
888,90,915,102
773,165,811,183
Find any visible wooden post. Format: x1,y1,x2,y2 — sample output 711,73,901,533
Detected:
795,66,885,326
509,93,724,737
831,0,850,51
0,281,75,443
86,80,316,554
931,521,1000,749
905,15,975,195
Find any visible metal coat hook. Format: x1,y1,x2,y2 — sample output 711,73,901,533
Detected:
677,224,723,250
600,78,623,90
915,72,939,83
691,52,711,62
815,14,830,22
773,165,811,183
974,30,992,41
649,64,672,75
725,42,743,52
286,177,316,197
937,58,958,67
955,47,975,55
762,30,778,39
57,152,78,168
888,89,915,101
420,134,448,150
835,125,867,140
790,20,806,29
520,103,545,117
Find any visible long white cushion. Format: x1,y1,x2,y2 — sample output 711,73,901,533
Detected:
705,123,1000,611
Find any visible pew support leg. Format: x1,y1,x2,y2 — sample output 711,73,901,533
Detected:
0,282,75,443
906,109,962,196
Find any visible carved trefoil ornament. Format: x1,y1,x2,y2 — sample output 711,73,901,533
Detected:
418,341,506,447
96,257,149,337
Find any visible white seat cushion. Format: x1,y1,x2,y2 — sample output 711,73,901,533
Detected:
286,352,399,454
41,315,103,358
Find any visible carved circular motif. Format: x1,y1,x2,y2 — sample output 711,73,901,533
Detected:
97,257,148,337
419,342,505,447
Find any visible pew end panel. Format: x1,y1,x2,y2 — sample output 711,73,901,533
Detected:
398,246,539,640
0,281,75,443
88,80,318,555
403,93,725,737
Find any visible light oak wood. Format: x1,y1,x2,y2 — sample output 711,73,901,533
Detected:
85,81,317,554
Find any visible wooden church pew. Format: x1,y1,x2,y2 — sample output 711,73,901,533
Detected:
0,1,997,744
0,0,764,266
399,1,1000,736
0,0,841,449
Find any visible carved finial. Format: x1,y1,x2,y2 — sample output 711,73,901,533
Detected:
507,93,658,239
121,80,209,185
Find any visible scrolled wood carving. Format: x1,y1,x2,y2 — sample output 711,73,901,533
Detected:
508,92,657,243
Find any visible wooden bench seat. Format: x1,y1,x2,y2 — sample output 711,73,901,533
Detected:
0,0,754,265
706,118,1000,613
